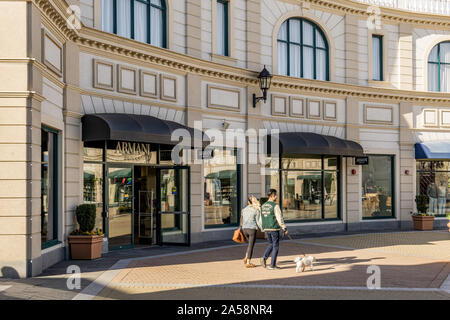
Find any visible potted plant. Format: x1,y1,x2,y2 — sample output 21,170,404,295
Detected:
68,204,103,260
411,195,434,231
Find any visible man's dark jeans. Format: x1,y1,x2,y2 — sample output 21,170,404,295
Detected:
263,231,280,267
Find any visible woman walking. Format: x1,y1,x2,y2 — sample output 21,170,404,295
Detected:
241,196,261,268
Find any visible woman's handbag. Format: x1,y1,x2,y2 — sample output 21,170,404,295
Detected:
232,227,247,243
233,212,247,243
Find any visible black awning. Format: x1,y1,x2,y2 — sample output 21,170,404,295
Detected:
82,113,206,146
267,132,364,157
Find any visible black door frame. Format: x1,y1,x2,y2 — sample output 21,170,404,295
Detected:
106,163,134,251
156,166,191,246
131,165,191,247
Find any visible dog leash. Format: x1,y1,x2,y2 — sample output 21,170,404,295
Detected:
283,232,307,257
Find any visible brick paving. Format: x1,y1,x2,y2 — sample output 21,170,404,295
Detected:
93,231,450,300
0,231,449,300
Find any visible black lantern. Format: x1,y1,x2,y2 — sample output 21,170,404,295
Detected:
253,66,272,108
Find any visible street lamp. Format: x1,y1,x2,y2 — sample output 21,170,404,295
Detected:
252,66,272,108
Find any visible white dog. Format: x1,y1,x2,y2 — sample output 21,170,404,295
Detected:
294,256,316,273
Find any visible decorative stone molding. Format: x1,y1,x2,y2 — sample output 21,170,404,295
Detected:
271,95,288,116
423,109,438,127
93,59,114,91
160,74,177,102
42,28,63,77
364,105,393,125
307,99,322,120
117,65,137,95
323,101,337,121
441,110,450,127
140,70,158,98
289,97,305,118
30,0,450,106
207,84,240,112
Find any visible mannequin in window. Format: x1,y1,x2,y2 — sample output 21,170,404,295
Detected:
427,182,438,214
437,179,448,216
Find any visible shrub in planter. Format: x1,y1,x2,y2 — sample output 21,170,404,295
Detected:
76,204,96,232
411,195,434,231
415,195,429,214
68,204,103,260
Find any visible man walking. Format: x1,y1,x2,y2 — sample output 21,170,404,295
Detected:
259,189,288,270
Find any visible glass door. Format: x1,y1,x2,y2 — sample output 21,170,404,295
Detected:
157,167,190,246
107,165,134,249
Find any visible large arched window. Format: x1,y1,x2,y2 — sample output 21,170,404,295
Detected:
428,41,450,92
101,0,166,48
277,18,329,81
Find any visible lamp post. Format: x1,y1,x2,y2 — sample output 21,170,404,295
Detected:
252,66,272,108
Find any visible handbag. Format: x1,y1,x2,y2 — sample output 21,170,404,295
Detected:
233,212,247,243
232,227,247,243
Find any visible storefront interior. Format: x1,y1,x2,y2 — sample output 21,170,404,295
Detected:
81,114,196,250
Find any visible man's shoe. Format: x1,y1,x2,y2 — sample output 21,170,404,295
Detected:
267,265,281,270
260,257,267,268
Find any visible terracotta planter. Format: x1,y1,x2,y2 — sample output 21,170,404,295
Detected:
68,235,103,260
412,215,434,231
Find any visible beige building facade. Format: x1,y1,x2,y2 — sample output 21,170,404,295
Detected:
1,0,450,278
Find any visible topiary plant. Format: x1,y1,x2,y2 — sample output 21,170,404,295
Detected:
415,195,429,214
75,204,96,233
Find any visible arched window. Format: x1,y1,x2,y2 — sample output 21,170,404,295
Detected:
277,18,329,81
101,0,166,48
428,41,450,92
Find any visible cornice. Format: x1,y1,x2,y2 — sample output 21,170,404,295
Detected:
307,0,450,28
32,0,450,106
32,0,79,42
0,91,46,102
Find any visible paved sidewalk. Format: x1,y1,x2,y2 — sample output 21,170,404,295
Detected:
0,231,449,300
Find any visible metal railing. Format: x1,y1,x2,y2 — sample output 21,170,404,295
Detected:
354,0,450,15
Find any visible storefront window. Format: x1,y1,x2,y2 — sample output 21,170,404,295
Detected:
362,155,395,219
41,128,59,248
204,149,240,227
83,163,104,231
266,155,340,221
417,161,450,216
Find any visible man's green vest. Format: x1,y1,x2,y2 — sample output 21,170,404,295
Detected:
260,201,280,230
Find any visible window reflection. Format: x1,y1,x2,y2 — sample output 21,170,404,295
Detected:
266,156,339,221
83,163,104,231
417,161,450,216
204,149,239,226
41,129,58,247
362,155,394,218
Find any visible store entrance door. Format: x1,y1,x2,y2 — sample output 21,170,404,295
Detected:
107,165,133,250
134,166,157,246
133,166,191,247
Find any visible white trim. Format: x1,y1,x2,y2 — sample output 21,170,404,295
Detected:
41,242,64,255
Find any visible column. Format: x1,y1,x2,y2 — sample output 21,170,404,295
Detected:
399,24,413,90
186,0,202,58
246,0,261,71
345,14,359,85
63,41,82,250
0,1,42,278
399,101,415,229
345,97,362,231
